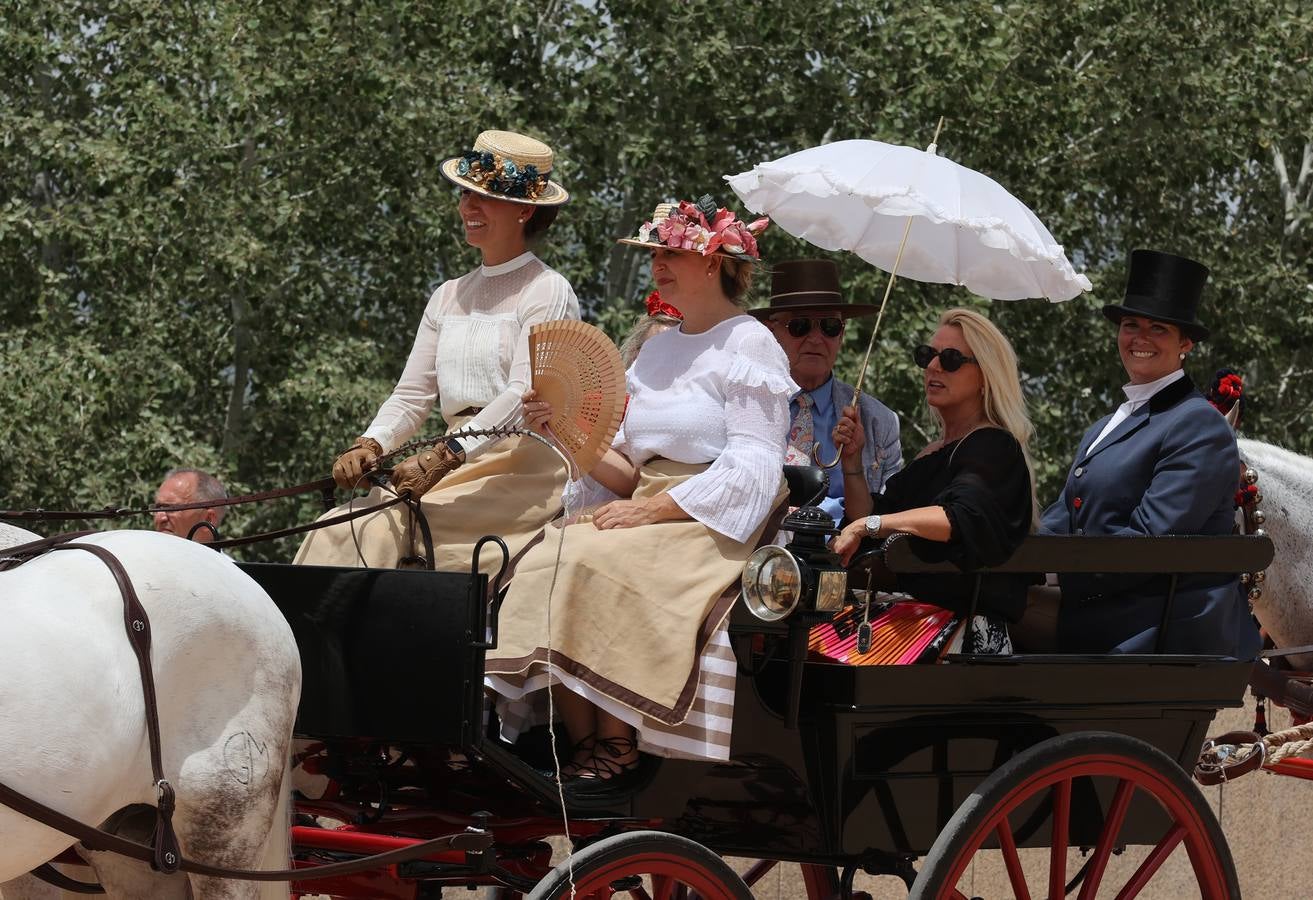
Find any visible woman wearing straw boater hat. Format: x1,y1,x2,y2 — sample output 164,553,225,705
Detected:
1033,249,1260,658
487,197,794,789
296,129,579,571
751,259,902,525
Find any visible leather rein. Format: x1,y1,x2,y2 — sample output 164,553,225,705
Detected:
0,533,492,885
0,426,541,553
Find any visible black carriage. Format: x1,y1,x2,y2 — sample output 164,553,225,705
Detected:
239,469,1272,899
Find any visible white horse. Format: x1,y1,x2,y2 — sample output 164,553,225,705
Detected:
0,529,300,900
1234,438,1313,670
0,522,38,552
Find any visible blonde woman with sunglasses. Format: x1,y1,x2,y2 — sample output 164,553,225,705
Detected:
830,307,1037,654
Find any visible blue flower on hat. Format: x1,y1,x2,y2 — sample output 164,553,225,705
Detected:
503,160,519,177
456,157,471,176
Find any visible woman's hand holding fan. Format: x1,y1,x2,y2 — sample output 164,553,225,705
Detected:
527,320,627,478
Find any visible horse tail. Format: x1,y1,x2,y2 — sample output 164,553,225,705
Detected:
255,759,292,900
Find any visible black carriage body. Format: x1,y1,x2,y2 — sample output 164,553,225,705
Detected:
247,530,1260,875
669,636,1250,863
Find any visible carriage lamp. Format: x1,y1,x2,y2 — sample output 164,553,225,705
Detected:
742,546,803,621
741,506,848,622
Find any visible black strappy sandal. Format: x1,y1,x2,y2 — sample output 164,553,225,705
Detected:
568,735,641,782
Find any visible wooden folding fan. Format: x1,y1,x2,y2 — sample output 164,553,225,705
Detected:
528,320,627,477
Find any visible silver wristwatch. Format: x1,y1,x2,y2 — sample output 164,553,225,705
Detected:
864,514,882,539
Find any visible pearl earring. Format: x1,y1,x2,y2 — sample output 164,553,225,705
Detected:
1179,352,1186,360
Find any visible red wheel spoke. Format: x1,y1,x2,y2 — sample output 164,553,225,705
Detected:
1113,823,1185,900
1079,777,1135,900
649,874,675,900
995,817,1031,900
1048,778,1071,900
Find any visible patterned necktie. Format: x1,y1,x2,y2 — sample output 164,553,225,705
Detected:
785,392,815,465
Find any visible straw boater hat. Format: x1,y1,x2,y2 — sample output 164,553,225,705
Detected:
1101,249,1210,341
748,259,879,320
617,195,768,261
440,130,569,206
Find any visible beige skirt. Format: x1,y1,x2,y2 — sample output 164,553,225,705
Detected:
294,428,567,573
485,460,783,737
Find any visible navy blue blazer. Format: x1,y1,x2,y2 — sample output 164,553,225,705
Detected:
1040,374,1259,658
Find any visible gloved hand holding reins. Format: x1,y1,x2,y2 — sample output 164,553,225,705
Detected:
389,444,464,498
332,436,384,489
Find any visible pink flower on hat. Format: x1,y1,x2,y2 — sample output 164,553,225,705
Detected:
642,196,768,258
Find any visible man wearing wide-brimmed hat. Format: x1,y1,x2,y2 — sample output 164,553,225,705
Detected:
752,259,902,524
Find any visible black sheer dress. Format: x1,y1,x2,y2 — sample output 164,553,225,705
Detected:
862,426,1035,626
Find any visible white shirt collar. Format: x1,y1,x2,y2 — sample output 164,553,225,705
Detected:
480,251,537,277
1121,368,1185,406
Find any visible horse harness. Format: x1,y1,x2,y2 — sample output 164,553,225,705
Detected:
0,533,492,887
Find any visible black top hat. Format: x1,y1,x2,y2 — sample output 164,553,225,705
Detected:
748,259,879,320
1101,249,1211,341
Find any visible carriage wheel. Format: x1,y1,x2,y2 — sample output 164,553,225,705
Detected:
911,731,1237,900
527,831,753,900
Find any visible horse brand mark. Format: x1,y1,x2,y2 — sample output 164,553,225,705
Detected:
223,730,270,785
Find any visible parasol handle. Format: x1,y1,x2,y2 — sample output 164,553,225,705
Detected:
815,116,943,471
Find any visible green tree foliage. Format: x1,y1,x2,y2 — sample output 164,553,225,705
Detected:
2,1,1310,557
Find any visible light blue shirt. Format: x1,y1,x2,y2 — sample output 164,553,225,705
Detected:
790,377,845,524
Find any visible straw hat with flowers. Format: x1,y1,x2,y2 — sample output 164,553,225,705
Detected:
440,130,569,206
618,195,768,260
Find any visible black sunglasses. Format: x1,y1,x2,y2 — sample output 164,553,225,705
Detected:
783,316,844,338
914,344,978,372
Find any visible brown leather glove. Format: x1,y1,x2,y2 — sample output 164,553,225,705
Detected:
389,444,463,498
333,436,384,489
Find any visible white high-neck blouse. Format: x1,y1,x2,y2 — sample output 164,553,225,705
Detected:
363,252,579,458
616,315,798,543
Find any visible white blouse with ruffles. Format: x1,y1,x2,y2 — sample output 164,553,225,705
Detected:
616,315,797,543
363,252,579,459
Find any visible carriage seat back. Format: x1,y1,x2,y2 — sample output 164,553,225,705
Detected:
238,562,489,745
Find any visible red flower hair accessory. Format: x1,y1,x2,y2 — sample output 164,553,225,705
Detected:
644,290,683,320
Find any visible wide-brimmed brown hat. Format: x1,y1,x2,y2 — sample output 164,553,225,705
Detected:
617,196,768,261
440,130,569,206
1101,249,1210,341
748,259,879,320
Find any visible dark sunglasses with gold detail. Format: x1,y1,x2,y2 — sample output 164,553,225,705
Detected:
783,316,845,339
913,344,977,372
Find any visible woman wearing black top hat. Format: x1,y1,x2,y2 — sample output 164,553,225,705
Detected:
1038,250,1260,658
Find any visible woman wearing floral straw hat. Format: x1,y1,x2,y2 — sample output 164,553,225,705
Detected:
486,197,795,788
296,130,580,571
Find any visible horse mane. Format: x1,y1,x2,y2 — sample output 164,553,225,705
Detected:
0,521,40,552
1238,438,1313,500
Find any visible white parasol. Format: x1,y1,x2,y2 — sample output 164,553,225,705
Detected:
724,136,1091,302
725,123,1091,466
